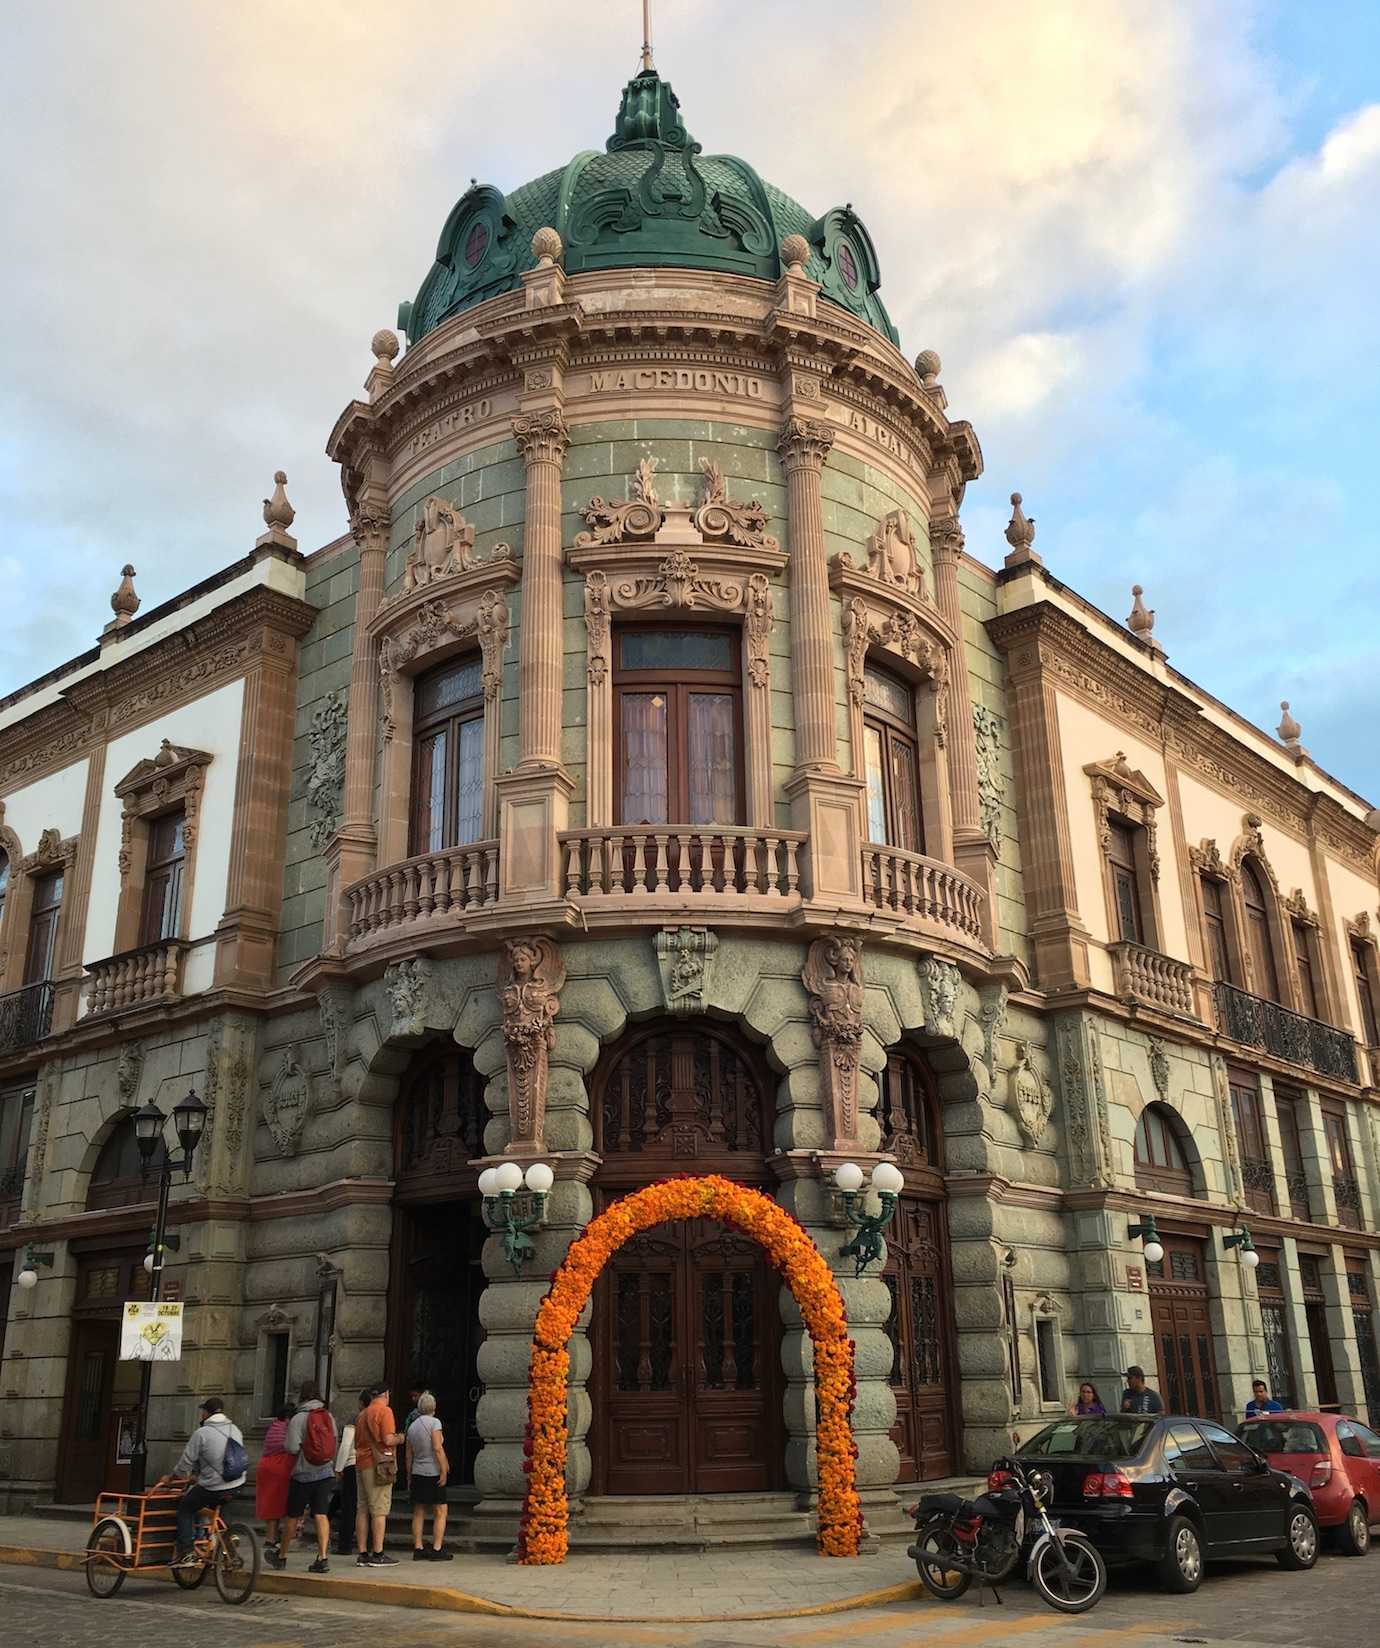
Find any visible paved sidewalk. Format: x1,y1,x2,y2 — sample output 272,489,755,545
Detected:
0,1513,924,1621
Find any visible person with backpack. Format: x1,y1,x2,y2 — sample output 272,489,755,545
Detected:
162,1396,247,1565
270,1380,339,1574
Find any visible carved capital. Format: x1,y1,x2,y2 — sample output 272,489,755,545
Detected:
349,506,391,546
929,512,965,565
511,408,570,465
777,415,835,472
918,955,962,1040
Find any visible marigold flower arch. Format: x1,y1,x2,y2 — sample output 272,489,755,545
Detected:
518,1174,862,1564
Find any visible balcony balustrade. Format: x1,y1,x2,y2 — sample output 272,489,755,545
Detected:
85,939,188,1017
1109,941,1197,1017
0,981,54,1055
345,840,500,947
561,826,805,902
1213,980,1358,1083
860,843,987,948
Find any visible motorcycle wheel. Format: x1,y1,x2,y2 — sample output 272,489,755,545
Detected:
1031,1530,1106,1614
912,1516,972,1599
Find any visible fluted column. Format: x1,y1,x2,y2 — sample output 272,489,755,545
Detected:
340,507,390,830
779,416,840,773
512,409,570,769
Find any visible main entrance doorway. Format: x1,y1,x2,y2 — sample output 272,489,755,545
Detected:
386,1042,488,1485
1148,1233,1221,1420
57,1244,149,1502
591,1023,782,1495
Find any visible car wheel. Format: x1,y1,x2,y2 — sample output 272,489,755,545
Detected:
1277,1506,1319,1570
1337,1499,1370,1557
1158,1515,1203,1594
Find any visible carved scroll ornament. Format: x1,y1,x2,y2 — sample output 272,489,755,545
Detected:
501,936,565,1151
1084,753,1164,880
802,936,865,1148
842,596,948,739
378,587,510,741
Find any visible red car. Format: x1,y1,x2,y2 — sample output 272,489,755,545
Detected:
1238,1411,1380,1555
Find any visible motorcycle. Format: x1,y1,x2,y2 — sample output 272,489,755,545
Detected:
907,1454,1106,1614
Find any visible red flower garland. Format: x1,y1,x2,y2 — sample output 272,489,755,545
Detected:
517,1174,861,1563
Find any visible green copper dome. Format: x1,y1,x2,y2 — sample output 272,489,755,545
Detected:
399,69,898,347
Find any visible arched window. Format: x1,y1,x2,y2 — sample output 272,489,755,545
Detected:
87,1118,154,1211
411,655,486,855
1241,861,1280,1003
393,1043,486,1194
1133,1104,1196,1198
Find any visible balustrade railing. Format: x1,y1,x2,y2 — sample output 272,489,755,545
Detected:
85,940,187,1016
345,840,499,945
1109,941,1196,1017
1213,981,1358,1082
860,843,987,946
0,980,55,1054
560,827,805,900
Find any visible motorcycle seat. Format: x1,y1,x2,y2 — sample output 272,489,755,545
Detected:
916,1492,969,1516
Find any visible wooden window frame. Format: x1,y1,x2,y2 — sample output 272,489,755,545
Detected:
1281,888,1336,1025
85,1117,157,1213
0,1078,35,1228
1198,870,1238,985
1030,1296,1067,1412
1085,755,1165,952
860,661,927,855
1344,921,1380,1050
1239,858,1283,1003
408,654,488,856
612,626,747,827
1228,1068,1276,1216
1272,1082,1314,1222
110,742,211,957
137,809,187,948
0,828,79,996
1133,1102,1199,1198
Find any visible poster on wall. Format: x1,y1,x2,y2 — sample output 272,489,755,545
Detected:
120,1300,184,1361
115,1412,137,1464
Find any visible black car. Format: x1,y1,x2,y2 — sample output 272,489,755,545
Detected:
1015,1414,1318,1592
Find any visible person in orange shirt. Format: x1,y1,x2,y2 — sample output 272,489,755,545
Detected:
353,1384,404,1565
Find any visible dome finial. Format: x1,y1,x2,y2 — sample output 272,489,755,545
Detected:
640,0,655,73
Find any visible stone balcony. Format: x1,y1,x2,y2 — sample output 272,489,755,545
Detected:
1109,940,1197,1017
859,842,988,950
84,938,189,1017
1214,980,1359,1083
0,980,54,1056
345,840,501,948
561,826,806,906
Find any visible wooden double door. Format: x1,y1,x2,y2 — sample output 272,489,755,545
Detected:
883,1196,957,1480
1148,1235,1221,1420
594,1218,783,1495
57,1246,149,1502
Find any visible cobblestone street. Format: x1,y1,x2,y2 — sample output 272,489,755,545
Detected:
3,1545,1378,1648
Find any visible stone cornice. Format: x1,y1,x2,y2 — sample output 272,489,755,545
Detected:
0,585,317,795
988,599,1378,872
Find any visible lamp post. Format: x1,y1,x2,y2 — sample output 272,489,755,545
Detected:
1223,1227,1259,1269
479,1160,554,1277
834,1161,904,1276
127,1086,207,1493
15,1244,54,1289
1128,1215,1165,1265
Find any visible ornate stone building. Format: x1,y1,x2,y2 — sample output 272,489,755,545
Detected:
2,64,1379,1532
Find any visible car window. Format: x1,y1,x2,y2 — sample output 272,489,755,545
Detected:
1020,1417,1154,1459
1336,1421,1366,1460
1351,1422,1380,1460
1163,1423,1216,1471
1239,1420,1326,1454
1197,1420,1260,1472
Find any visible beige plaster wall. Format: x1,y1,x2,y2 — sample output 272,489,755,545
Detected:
0,757,90,854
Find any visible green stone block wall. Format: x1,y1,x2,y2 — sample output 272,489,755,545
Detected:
956,559,1029,964
276,537,360,980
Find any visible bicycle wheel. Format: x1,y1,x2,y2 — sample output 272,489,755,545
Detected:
172,1555,209,1589
1031,1531,1106,1614
85,1519,129,1599
213,1521,260,1605
911,1516,972,1599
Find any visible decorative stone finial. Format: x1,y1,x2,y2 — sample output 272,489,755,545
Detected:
915,349,942,387
110,563,139,626
1127,584,1164,654
263,471,295,533
1277,700,1303,750
531,226,564,267
781,233,811,272
371,328,399,366
1002,492,1040,567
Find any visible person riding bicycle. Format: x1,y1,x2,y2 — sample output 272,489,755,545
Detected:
160,1396,247,1564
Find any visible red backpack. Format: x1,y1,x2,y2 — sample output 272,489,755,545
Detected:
301,1407,336,1466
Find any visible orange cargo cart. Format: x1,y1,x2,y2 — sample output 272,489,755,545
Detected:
84,1479,259,1603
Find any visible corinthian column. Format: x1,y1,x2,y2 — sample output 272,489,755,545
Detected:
512,409,570,769
779,416,840,773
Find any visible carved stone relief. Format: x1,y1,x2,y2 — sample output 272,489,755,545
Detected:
378,588,510,742
1147,1036,1170,1101
841,596,948,732
116,1041,144,1111
317,983,351,1099
199,1013,253,1197
1054,1013,1114,1189
500,937,565,1151
400,496,509,594
305,691,348,850
1085,753,1164,881
19,1065,57,1224
264,1047,311,1157
978,981,1009,1079
1008,1041,1053,1146
831,509,926,600
1212,1053,1243,1202
972,706,1004,850
384,957,432,1039
802,936,865,1147
918,956,962,1041
654,926,718,1016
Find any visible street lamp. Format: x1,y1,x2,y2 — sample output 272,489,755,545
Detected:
1223,1227,1259,1268
834,1160,904,1276
480,1160,554,1277
1128,1215,1164,1266
15,1245,54,1290
128,1085,206,1493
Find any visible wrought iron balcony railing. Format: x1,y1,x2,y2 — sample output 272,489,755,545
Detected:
0,980,55,1056
1284,1167,1313,1223
1239,1155,1277,1217
1213,981,1358,1082
1109,941,1197,1017
1333,1174,1363,1230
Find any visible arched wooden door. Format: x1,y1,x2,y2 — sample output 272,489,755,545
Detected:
591,1024,784,1495
877,1052,959,1481
386,1043,487,1484
1147,1233,1221,1421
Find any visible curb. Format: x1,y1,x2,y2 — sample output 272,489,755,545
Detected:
0,1543,928,1622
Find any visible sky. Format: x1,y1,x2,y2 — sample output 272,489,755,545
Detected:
2,1,1377,801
